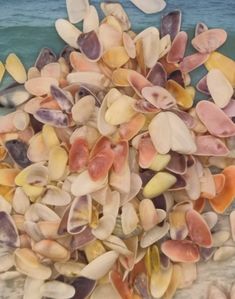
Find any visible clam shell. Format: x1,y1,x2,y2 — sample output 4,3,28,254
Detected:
213,246,235,262
66,0,89,24
140,222,169,248
5,53,27,84
92,215,116,240
167,31,188,64
212,231,230,247
54,261,85,277
103,47,129,69
130,0,166,14
142,86,176,110
23,277,44,299
25,203,60,222
72,277,97,299
78,31,102,62
202,211,218,230
35,47,57,71
5,139,31,168
33,240,70,262
83,5,99,33
55,18,81,48
25,77,58,96
48,146,68,181
98,23,123,52
103,235,132,256
161,10,182,41
139,198,159,231
27,133,49,162
12,187,30,215
121,203,139,235
80,251,119,280
41,186,71,206
40,281,75,299
67,72,110,89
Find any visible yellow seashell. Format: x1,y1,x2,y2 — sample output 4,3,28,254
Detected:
48,146,68,181
112,68,132,86
205,51,235,87
143,172,177,198
185,86,196,100
163,264,182,299
27,66,40,80
103,47,129,69
0,61,5,82
42,124,60,149
166,80,194,109
104,15,123,33
0,169,19,186
145,245,160,276
149,154,171,171
150,264,173,299
84,240,106,263
22,184,45,198
5,53,27,84
4,188,15,202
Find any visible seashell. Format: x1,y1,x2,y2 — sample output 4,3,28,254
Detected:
35,47,57,71
42,124,60,150
200,168,216,199
71,170,108,197
119,113,145,141
208,285,227,299
12,187,30,214
213,246,235,262
70,126,99,149
48,146,68,181
0,195,12,214
194,135,229,156
67,195,92,234
91,283,121,299
121,203,139,235
66,0,89,24
145,245,160,276
169,209,188,240
40,281,75,299
163,264,183,299
23,220,44,242
140,222,169,248
147,62,167,87
84,240,106,262
186,209,212,247
0,84,31,108
41,62,61,80
0,271,22,280
12,110,30,132
161,240,200,263
92,215,116,240
77,31,102,62
80,251,119,280
33,240,70,262
23,277,45,299
139,199,158,231
230,210,235,241
34,108,69,127
37,221,60,239
0,60,5,82
27,133,49,162
83,5,99,33
70,226,95,250
55,19,81,48
72,95,96,124
183,164,201,201
70,52,101,73
161,10,182,41
169,70,185,88
123,32,136,59
223,99,235,117
196,75,210,94
202,211,218,230
5,139,31,168
103,47,129,69
143,172,177,198
180,53,209,73
212,231,230,247
5,53,27,84
103,235,132,256
159,34,171,59
110,162,131,194
120,172,142,205
0,211,20,248
149,111,196,155
166,80,193,109
69,138,89,172
72,277,97,299
54,261,85,277
192,29,227,54
150,263,173,299
205,51,235,87
25,203,60,222
41,186,71,206
14,248,52,279
128,71,152,97
166,151,187,175
167,31,188,64
195,22,208,36
196,100,235,137
109,270,133,299
112,68,132,87
138,135,156,169
67,72,110,89
142,85,176,110
100,2,131,31
0,168,19,186
130,0,166,14
98,23,123,52
207,69,233,108
50,85,73,113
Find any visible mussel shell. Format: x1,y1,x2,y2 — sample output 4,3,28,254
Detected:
34,47,57,71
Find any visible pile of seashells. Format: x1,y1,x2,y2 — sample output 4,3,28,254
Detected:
0,0,235,298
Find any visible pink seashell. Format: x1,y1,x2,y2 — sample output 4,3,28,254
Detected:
194,135,230,156
167,31,188,64
180,53,209,73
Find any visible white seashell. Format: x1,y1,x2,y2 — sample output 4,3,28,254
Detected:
142,31,160,68
25,203,60,222
120,172,142,206
70,126,100,149
37,221,60,239
208,285,227,299
0,271,22,280
24,221,44,242
66,0,89,24
67,72,110,89
55,19,81,48
83,5,99,33
213,246,235,262
159,34,171,58
103,190,120,217
27,133,49,162
109,162,131,194
54,261,85,277
72,95,96,124
156,209,167,223
103,235,132,256
91,283,122,299
71,170,108,197
12,188,30,215
139,198,158,231
92,215,116,240
23,277,44,299
230,211,235,242
212,231,230,247
0,195,12,214
41,186,71,206
13,110,30,131
140,222,169,248
202,211,218,230
130,0,166,14
121,203,139,235
0,254,14,272
184,164,201,201
91,185,111,206
80,251,119,280
40,281,75,299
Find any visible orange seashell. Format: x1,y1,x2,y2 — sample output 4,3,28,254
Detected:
138,135,157,168
119,113,146,140
112,140,129,173
186,209,212,247
110,270,133,299
193,197,206,213
69,138,89,172
70,51,101,73
128,71,152,97
209,166,235,213
213,173,226,195
90,136,112,158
